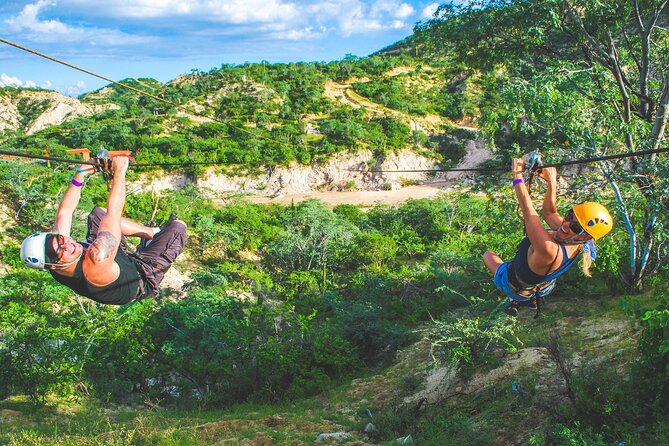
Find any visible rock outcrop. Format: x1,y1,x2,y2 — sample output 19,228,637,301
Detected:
132,148,452,197
0,90,118,134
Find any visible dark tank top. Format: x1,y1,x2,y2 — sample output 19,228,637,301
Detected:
512,235,580,286
50,247,141,305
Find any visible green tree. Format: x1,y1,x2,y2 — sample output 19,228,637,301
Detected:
352,232,398,271
0,272,85,401
418,0,669,290
266,200,358,287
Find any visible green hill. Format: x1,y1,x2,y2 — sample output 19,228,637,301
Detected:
1,0,669,444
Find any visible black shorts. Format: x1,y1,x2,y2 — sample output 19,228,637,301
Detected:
87,207,188,297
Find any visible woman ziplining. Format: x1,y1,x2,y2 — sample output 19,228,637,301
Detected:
483,158,613,316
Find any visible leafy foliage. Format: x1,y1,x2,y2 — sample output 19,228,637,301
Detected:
1,54,473,173
2,16,669,445
430,315,522,370
417,0,669,290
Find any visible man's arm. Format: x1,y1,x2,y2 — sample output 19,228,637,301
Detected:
82,157,129,285
52,164,96,236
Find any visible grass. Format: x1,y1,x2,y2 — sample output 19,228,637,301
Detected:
0,395,367,446
1,287,664,445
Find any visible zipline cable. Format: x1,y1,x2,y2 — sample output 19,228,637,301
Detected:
0,149,102,167
2,39,668,173
0,149,230,168
0,38,286,147
353,146,669,173
1,146,668,172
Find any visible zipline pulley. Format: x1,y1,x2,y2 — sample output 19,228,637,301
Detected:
94,148,134,216
94,147,134,185
96,148,114,184
523,149,543,180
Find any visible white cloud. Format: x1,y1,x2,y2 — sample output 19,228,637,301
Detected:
0,73,26,87
58,0,417,35
4,1,153,44
207,0,299,24
421,2,440,19
268,25,330,41
394,3,415,19
62,0,189,18
5,0,75,35
3,0,421,65
335,0,415,36
0,73,86,96
370,0,414,18
58,80,87,97
0,73,51,89
64,0,299,23
109,0,193,18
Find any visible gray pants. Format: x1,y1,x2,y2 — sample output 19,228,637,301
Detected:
87,207,188,298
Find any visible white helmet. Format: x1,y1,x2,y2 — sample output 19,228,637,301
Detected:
20,232,56,270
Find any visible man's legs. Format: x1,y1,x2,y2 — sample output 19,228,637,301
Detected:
133,218,188,295
88,207,157,240
87,207,128,252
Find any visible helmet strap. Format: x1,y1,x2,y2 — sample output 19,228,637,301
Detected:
45,252,83,270
553,234,589,245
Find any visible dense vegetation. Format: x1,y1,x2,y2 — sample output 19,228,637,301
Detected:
0,54,475,172
1,155,667,444
1,0,669,444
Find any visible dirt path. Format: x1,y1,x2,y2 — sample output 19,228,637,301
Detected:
240,180,457,207
235,136,491,208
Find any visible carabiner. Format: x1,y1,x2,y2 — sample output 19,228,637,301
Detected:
95,147,114,183
524,149,543,174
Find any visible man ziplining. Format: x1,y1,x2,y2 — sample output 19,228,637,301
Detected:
483,158,614,316
20,154,187,305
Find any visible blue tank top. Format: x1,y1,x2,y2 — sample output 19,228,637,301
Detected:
512,235,581,286
50,247,141,305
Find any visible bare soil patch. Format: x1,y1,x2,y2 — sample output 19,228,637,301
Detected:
242,180,458,207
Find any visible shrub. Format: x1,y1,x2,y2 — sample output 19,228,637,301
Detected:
429,315,522,376
0,272,85,401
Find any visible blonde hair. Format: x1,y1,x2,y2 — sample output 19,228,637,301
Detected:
581,248,593,277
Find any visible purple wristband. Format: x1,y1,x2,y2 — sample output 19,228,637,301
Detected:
512,178,524,187
71,178,84,187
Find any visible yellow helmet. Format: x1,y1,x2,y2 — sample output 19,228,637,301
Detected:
572,202,613,240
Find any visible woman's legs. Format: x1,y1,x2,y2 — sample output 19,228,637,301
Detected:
483,251,504,275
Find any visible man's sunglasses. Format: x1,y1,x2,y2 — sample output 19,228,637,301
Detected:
53,234,66,262
564,210,585,235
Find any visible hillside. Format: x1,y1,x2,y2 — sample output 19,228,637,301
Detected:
0,88,118,134
0,56,485,198
1,3,669,444
0,293,648,445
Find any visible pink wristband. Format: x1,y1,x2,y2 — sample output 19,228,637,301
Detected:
71,178,84,187
512,178,524,187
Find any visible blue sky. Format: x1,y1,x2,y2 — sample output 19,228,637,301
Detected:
0,0,442,96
